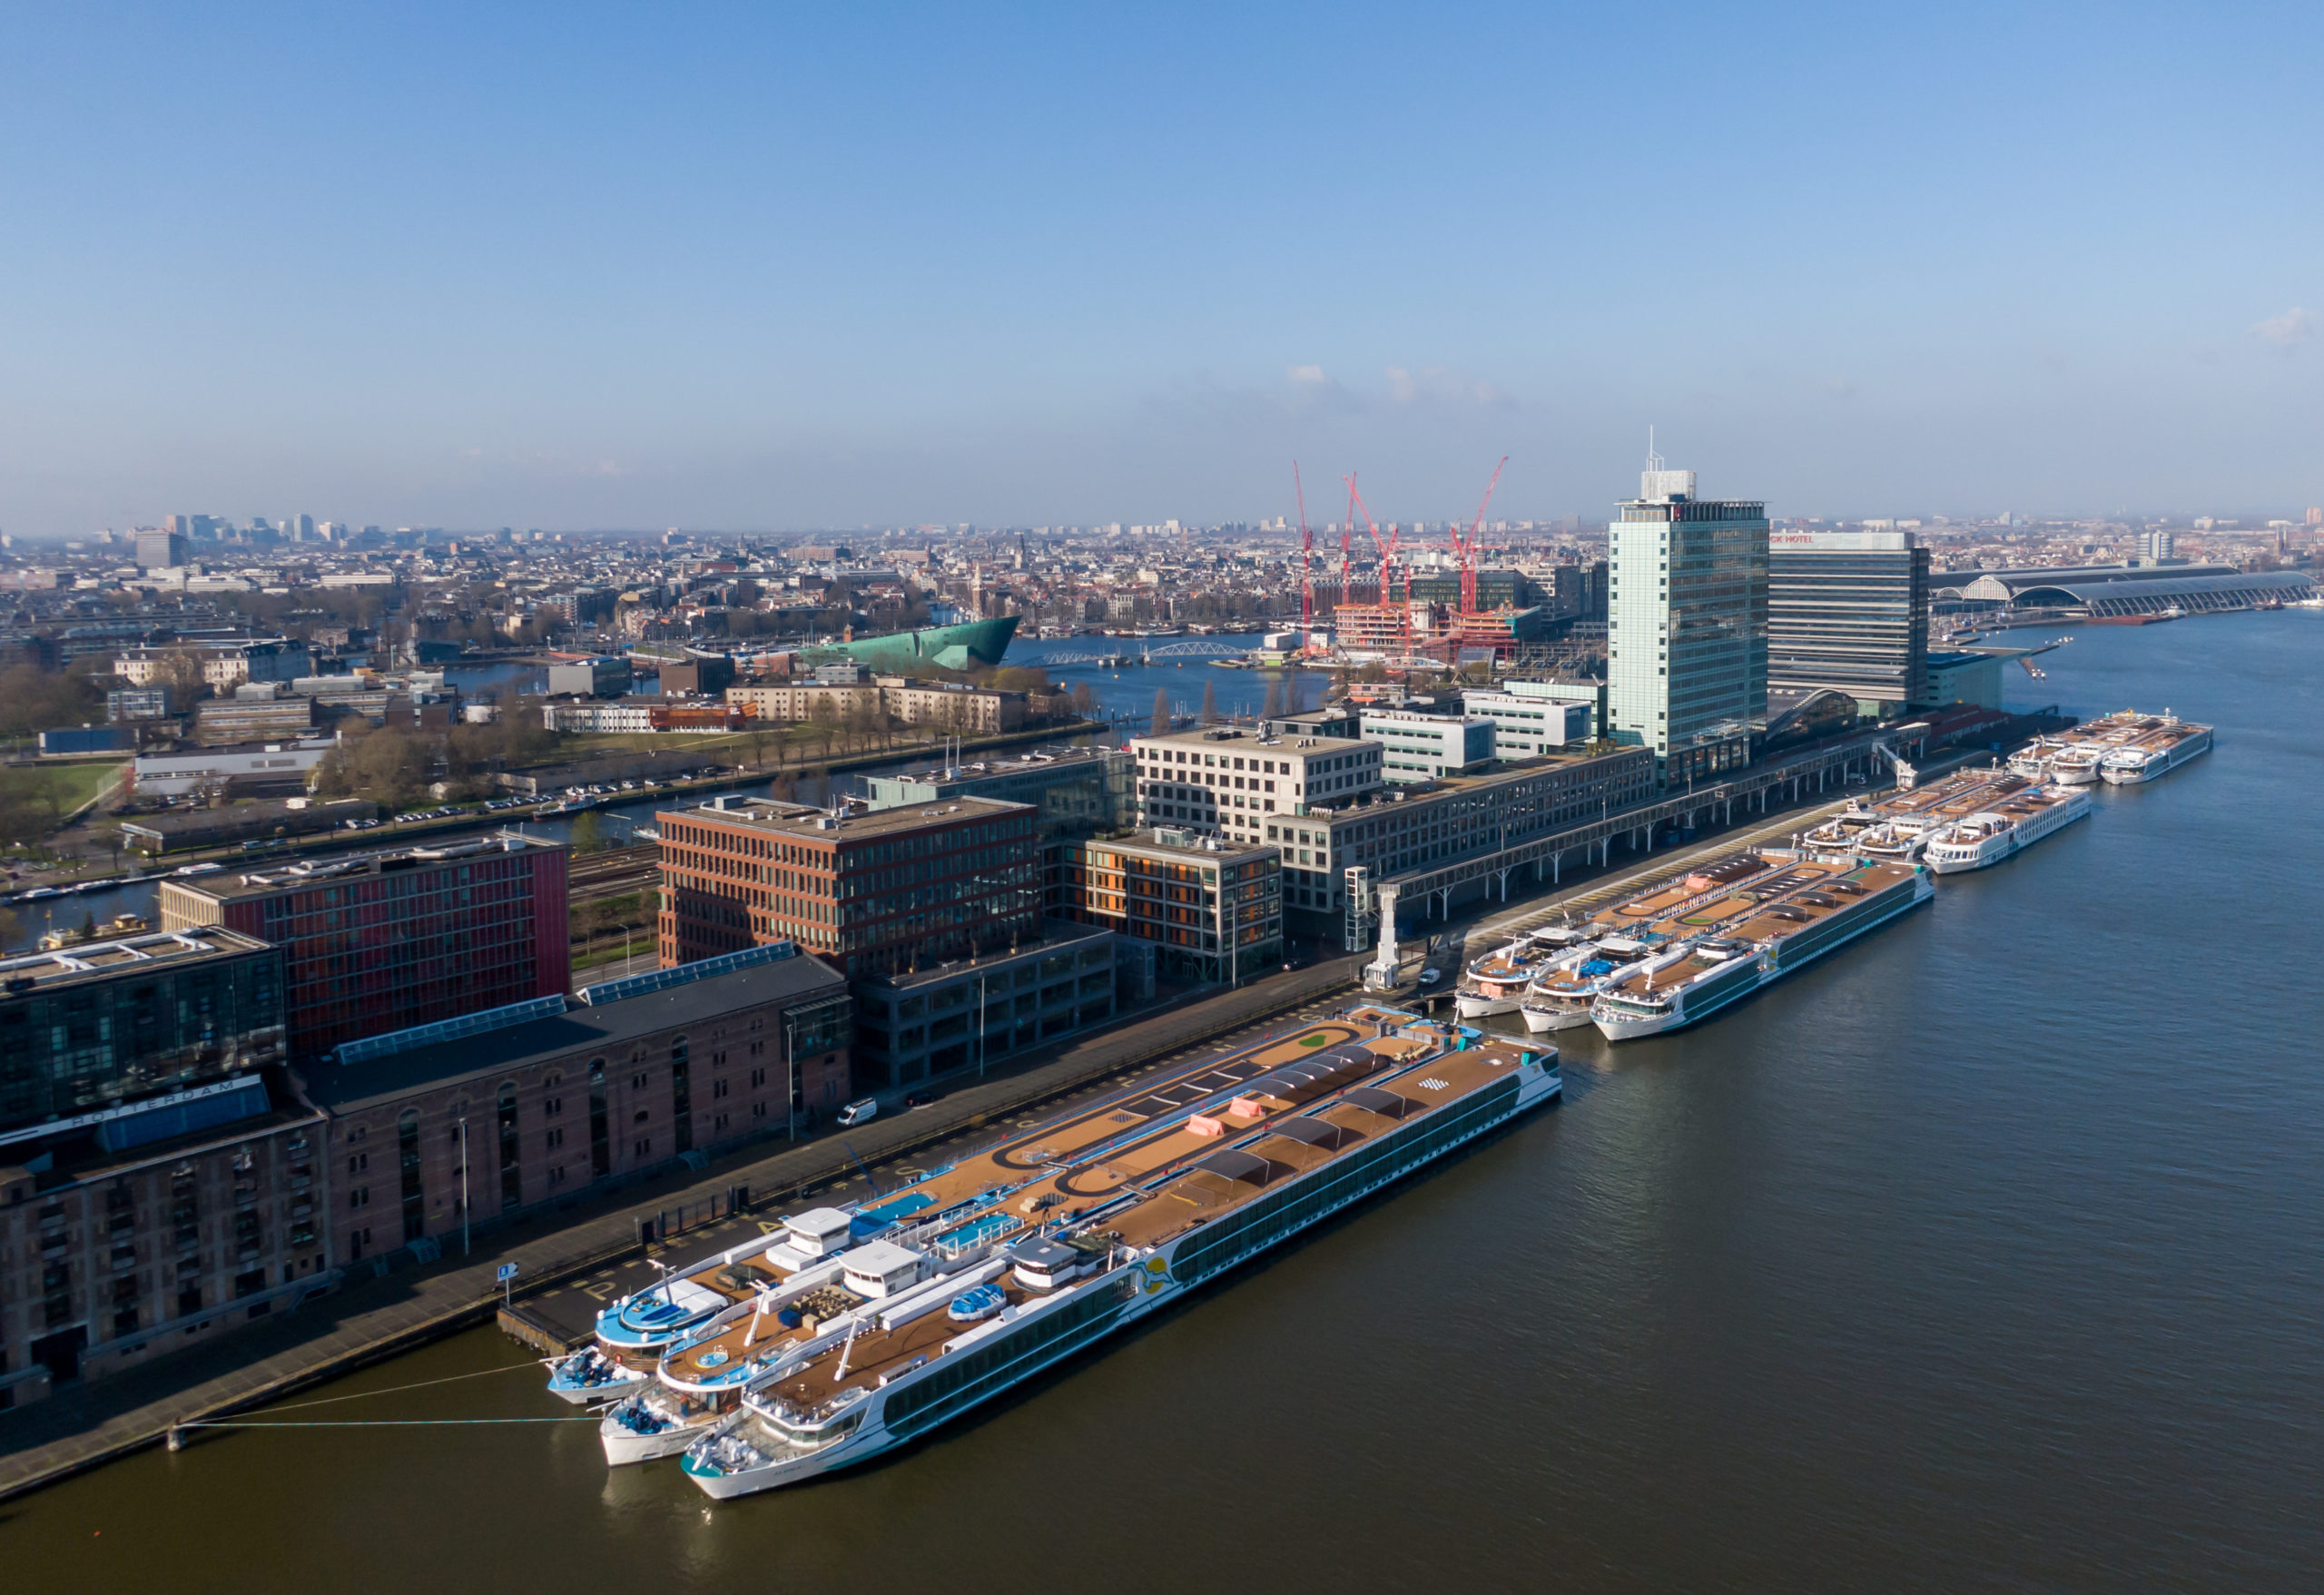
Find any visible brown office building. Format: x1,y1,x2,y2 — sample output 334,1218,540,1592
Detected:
656,795,1039,977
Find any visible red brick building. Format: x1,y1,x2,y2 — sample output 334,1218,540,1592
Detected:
656,795,1038,978
305,948,851,1262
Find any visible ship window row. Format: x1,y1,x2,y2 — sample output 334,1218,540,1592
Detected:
881,1274,1138,1440
1173,1079,1519,1284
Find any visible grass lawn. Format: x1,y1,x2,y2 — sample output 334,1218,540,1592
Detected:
6,760,125,816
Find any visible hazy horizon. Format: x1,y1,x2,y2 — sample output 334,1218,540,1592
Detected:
4,4,2318,537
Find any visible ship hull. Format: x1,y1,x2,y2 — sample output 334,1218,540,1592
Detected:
803,615,1019,672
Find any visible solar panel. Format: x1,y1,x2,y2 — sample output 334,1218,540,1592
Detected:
575,940,799,1006
333,994,569,1066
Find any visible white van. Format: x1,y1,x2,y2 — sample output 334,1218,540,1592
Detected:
838,1098,879,1127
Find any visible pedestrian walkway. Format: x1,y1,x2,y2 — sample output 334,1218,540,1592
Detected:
0,953,1364,1502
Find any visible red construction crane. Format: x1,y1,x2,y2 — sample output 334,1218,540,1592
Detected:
1294,461,1314,631
1339,474,1356,617
1456,456,1509,615
1346,480,1410,655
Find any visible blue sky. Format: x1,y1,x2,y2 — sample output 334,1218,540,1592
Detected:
2,2,2318,535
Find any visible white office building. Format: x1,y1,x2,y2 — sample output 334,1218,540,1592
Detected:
1608,461,1768,786
1128,726,1382,845
1358,710,1497,783
1460,683,1597,757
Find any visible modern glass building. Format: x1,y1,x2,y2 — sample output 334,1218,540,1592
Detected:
0,927,285,1136
1607,466,1768,785
159,835,570,1065
1766,529,1931,716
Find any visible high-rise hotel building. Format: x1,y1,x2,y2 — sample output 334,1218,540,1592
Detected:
1766,529,1930,717
1608,464,1768,785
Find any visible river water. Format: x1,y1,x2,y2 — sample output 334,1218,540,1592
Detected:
10,615,2323,1590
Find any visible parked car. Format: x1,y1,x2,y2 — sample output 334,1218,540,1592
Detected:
837,1097,879,1127
903,1089,936,1108
1416,968,1443,988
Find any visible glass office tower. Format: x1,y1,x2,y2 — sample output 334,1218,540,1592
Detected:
1608,466,1768,786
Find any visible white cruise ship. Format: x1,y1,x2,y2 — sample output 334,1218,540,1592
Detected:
1922,783,2093,873
2099,715,2212,784
1518,936,1659,1031
1455,935,1561,1018
1590,852,1934,1040
674,1009,1560,1498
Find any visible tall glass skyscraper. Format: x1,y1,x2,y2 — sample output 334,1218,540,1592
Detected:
1607,464,1768,786
1767,529,1931,715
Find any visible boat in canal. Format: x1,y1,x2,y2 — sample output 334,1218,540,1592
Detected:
1923,783,2093,873
675,1008,1559,1498
1590,852,1933,1040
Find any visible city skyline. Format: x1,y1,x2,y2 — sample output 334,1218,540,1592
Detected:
4,5,2319,531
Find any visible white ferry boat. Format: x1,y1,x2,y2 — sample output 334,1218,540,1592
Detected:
1590,853,1934,1040
1923,783,2092,873
2099,715,2211,784
676,1011,1560,1499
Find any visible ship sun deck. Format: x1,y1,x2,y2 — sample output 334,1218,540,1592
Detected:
1601,858,1918,997
744,1034,1539,1420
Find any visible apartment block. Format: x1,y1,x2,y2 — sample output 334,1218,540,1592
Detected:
1051,830,1281,983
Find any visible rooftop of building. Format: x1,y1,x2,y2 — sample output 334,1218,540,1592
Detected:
1295,741,1647,821
1130,724,1372,753
661,793,1032,842
1,1082,324,1191
872,743,1125,787
853,919,1114,991
305,952,846,1112
134,736,334,763
0,924,275,996
164,831,565,901
1083,827,1278,863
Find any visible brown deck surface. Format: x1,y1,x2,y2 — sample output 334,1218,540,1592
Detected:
737,1028,1539,1412
662,1011,1434,1383
1601,858,1918,996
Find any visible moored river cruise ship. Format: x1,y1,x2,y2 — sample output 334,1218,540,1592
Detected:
673,1009,1559,1498
1923,783,2093,873
2098,714,2212,784
1588,852,1934,1040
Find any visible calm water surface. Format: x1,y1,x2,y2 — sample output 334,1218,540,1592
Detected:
8,615,2322,1591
